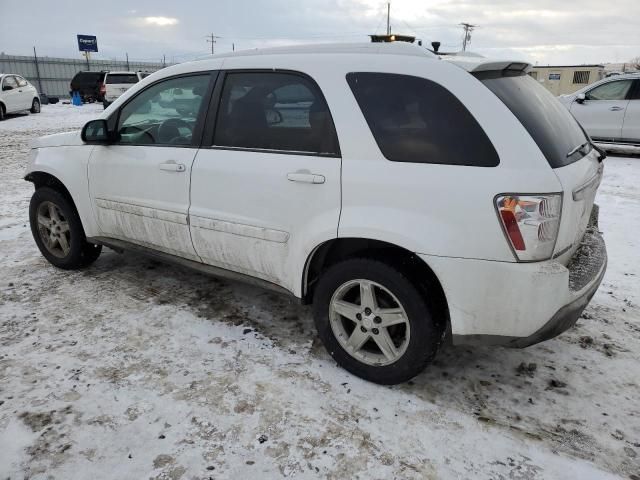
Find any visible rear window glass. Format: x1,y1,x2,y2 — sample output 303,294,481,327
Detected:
106,74,139,85
346,72,499,166
478,73,589,168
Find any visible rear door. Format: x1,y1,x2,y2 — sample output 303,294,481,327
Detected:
570,79,633,141
189,70,341,292
88,72,214,260
621,79,640,142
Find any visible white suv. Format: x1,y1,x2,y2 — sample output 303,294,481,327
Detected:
0,74,40,120
25,43,607,384
102,71,149,109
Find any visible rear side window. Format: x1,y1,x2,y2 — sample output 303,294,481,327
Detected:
106,74,139,85
479,73,589,168
346,72,499,166
213,72,339,156
16,76,28,87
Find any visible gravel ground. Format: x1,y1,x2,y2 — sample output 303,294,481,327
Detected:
1,104,639,479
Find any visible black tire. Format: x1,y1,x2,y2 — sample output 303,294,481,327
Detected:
29,187,102,269
0,103,5,121
30,98,40,114
313,258,444,385
102,101,110,110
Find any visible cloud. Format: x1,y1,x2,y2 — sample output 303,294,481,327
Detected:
142,16,179,26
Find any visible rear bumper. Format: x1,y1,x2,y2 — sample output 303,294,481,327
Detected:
419,207,607,347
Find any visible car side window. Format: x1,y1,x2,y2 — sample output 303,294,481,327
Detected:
213,72,339,155
347,72,499,166
586,80,633,101
116,74,210,146
16,76,28,87
3,76,18,90
630,80,640,100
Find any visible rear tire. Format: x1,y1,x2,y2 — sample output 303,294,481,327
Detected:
29,187,102,269
30,98,40,114
313,258,444,385
0,104,5,121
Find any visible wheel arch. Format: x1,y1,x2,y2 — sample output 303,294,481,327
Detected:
302,237,450,329
25,171,79,213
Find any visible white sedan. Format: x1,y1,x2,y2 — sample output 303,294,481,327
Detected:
0,74,41,120
559,73,640,145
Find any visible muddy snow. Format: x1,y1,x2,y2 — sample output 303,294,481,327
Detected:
1,104,639,479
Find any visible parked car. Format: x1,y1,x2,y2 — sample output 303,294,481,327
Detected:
69,70,107,103
0,74,40,120
102,71,149,109
559,73,640,144
24,43,607,384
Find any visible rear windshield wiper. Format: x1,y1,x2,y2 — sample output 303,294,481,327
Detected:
566,141,590,158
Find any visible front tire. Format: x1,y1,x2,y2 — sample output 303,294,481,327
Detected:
313,258,444,385
30,98,40,114
29,187,102,269
0,104,5,121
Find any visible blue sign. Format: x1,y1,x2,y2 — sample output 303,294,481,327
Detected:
548,73,561,80
77,35,98,53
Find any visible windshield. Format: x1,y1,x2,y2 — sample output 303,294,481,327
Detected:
478,72,590,168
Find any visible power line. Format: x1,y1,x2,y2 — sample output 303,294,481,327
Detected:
460,22,477,51
206,33,221,55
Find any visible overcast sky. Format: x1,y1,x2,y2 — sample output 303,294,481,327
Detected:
1,0,639,65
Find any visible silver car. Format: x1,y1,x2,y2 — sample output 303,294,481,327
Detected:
559,73,640,145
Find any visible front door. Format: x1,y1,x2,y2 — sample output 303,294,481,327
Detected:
570,79,633,141
88,73,214,261
1,76,21,112
189,70,342,292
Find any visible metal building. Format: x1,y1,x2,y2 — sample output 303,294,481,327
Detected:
0,54,167,98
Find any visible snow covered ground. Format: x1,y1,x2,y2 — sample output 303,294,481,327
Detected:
0,104,639,479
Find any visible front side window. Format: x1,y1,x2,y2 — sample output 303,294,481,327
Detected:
213,72,339,155
116,74,210,146
586,80,633,100
347,72,499,166
3,76,18,89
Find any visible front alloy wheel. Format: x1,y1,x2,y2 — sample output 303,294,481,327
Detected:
36,201,71,258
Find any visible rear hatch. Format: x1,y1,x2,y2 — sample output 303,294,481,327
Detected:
447,56,602,265
105,73,139,99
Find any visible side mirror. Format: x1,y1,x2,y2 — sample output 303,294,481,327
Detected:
576,93,586,104
81,119,113,144
2,85,13,91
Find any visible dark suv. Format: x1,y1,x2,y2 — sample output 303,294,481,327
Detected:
69,71,107,103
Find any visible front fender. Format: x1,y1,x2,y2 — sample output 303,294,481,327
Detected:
24,146,101,238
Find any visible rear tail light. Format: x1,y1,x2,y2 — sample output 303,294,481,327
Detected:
99,82,106,96
495,194,562,261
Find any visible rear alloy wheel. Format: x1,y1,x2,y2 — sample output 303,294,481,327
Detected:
30,98,40,114
29,187,102,269
313,258,444,385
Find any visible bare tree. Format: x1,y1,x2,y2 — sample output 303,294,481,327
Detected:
629,56,640,70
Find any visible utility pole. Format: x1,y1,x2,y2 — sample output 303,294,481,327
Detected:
163,54,166,68
206,33,221,55
386,2,391,35
33,46,44,94
460,22,477,51
126,52,130,71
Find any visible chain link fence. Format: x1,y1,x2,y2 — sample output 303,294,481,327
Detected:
0,54,169,98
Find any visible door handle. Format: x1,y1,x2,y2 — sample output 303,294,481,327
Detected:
287,172,325,184
609,106,624,111
159,161,186,172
